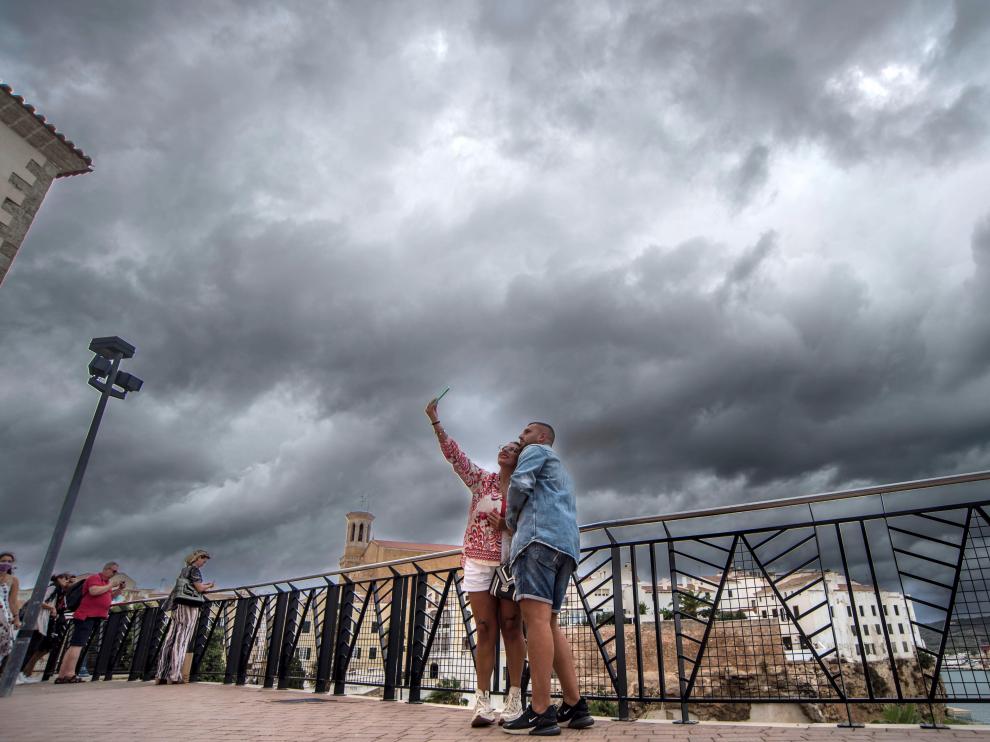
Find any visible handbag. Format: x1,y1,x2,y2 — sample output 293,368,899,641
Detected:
488,494,515,600
171,567,205,606
489,562,515,601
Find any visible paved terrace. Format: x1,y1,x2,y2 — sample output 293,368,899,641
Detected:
5,682,990,742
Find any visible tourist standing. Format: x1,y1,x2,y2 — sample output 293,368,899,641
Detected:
502,422,593,735
427,399,527,727
0,552,20,669
156,550,214,684
18,572,73,683
55,562,125,683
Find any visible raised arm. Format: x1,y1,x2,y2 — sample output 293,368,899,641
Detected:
426,399,487,493
505,445,547,532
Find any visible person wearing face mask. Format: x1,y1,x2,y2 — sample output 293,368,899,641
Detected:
0,552,20,669
426,399,527,728
156,550,214,684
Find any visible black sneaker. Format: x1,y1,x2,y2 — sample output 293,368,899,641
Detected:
501,704,561,736
556,697,595,729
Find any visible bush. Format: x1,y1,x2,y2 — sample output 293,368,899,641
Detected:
425,677,464,705
587,699,618,718
879,703,920,724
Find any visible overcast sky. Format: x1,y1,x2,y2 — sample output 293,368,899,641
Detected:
1,1,989,592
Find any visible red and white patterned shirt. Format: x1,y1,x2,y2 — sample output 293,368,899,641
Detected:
440,435,509,566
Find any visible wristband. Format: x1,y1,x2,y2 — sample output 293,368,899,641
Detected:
432,420,441,426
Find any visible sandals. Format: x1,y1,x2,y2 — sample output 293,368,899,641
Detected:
54,675,85,684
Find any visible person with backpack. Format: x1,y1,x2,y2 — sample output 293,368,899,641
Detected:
156,550,214,684
55,562,125,683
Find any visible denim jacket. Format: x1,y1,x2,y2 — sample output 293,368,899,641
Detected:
505,443,581,567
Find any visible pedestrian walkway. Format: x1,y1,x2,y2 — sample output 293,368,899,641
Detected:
4,681,990,741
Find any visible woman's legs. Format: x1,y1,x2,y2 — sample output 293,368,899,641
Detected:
497,597,525,689
467,591,499,693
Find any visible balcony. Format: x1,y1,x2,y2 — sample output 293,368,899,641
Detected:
9,469,990,734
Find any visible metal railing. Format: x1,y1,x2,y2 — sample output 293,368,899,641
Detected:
33,470,990,726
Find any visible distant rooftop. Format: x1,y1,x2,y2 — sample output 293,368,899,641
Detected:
0,83,92,177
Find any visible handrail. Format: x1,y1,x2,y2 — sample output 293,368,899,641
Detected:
109,469,990,601
579,468,990,532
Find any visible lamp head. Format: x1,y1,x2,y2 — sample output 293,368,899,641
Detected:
89,336,136,360
88,355,112,378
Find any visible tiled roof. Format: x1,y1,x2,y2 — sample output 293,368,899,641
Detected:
0,83,92,176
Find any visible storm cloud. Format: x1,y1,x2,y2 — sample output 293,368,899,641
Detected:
2,1,989,590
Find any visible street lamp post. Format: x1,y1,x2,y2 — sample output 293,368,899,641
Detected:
0,336,143,698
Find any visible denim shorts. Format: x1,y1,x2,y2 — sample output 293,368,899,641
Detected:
512,542,575,613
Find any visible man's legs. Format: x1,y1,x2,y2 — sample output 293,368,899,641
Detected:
518,598,554,713
57,645,81,679
550,613,580,707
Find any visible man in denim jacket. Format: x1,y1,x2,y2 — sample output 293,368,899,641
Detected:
503,422,593,735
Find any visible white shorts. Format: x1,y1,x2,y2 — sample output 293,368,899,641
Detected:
462,558,498,593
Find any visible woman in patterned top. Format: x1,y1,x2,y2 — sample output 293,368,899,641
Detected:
156,549,214,684
426,399,526,728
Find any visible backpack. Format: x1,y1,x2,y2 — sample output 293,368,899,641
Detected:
64,578,87,612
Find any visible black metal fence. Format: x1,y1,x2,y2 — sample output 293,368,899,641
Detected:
34,471,990,726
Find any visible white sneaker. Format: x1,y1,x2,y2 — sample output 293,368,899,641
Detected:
500,686,523,725
16,673,36,685
22,674,41,684
471,690,497,727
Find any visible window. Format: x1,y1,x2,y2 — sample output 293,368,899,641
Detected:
771,608,778,618
783,636,793,650
429,662,439,679
369,647,377,660
353,647,361,659
799,637,809,649
793,605,801,618
350,523,356,542
871,605,877,616
903,642,910,653
898,624,904,634
875,624,881,635
371,621,379,632
866,644,875,655
894,605,900,616
358,523,364,541
296,647,311,661
864,625,870,636
727,589,733,597
301,621,311,634
859,605,865,616
852,625,859,636
846,606,852,617
883,605,889,616
761,610,768,618
887,624,893,634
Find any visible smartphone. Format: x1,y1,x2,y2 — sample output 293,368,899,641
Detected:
435,386,450,403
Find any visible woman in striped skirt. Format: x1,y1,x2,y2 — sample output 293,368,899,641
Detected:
156,550,214,684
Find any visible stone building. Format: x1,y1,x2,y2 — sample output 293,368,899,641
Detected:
0,83,91,285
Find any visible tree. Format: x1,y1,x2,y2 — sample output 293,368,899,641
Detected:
197,624,227,681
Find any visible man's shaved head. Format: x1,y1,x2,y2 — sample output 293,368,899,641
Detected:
525,421,555,446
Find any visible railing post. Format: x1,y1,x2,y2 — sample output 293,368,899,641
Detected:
332,581,358,695
383,575,407,701
263,590,290,689
609,545,630,720
277,590,301,689
189,602,215,682
407,570,428,704
315,582,340,693
666,538,697,725
142,609,170,681
129,606,159,681
225,598,251,685
94,611,125,680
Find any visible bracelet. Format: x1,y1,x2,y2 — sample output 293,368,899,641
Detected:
432,420,441,426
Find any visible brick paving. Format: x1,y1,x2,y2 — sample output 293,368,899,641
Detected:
4,681,990,741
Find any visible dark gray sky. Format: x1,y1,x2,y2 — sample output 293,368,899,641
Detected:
2,1,989,591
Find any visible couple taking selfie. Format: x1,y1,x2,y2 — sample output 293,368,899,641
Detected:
426,397,593,736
